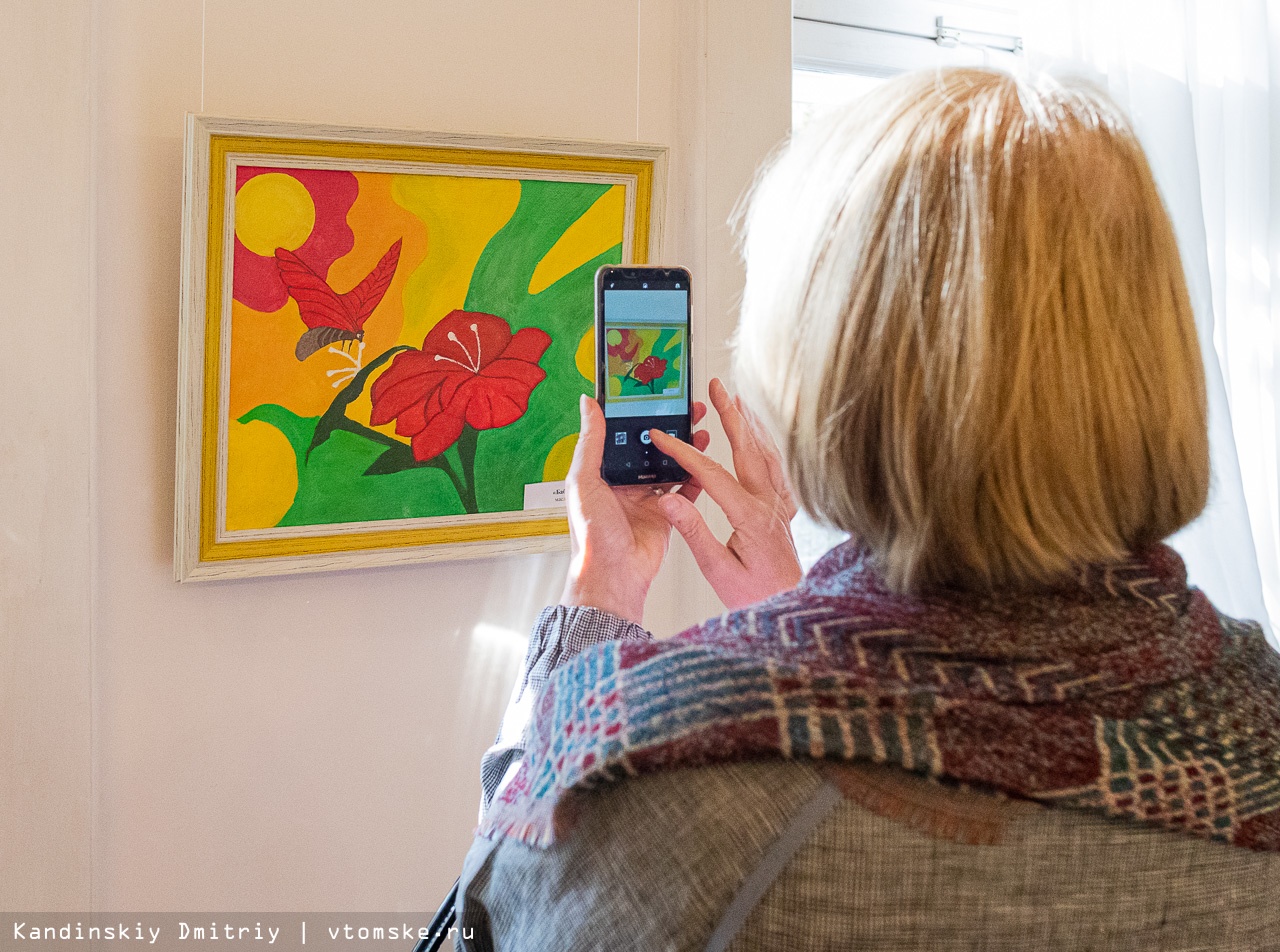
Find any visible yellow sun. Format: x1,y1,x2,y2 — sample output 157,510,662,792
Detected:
234,172,316,257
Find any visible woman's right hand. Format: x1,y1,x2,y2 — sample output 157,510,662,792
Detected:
558,394,710,625
648,378,803,611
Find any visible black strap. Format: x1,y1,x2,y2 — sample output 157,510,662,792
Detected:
423,781,842,952
411,877,458,952
703,780,843,952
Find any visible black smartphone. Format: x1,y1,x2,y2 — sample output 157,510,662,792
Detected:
595,265,693,485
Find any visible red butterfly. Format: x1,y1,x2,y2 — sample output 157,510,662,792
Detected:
274,239,402,361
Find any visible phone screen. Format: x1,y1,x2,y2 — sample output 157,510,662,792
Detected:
596,267,692,485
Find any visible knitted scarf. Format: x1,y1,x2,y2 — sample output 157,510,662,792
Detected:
481,540,1280,851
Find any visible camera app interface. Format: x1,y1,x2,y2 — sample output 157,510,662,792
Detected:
602,287,690,477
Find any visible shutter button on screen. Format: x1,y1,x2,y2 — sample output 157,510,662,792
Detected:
639,430,652,445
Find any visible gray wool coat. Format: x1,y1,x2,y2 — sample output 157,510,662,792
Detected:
454,606,1280,952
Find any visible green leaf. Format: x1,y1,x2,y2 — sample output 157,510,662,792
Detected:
279,429,466,526
363,443,418,476
238,398,466,526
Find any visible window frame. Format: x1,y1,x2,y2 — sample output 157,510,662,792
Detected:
793,0,1021,77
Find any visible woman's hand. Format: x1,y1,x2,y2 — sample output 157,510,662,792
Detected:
648,378,802,610
560,395,711,625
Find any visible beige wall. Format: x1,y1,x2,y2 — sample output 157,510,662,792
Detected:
1,0,95,911
2,0,790,910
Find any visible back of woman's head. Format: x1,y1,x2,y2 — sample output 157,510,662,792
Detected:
734,67,1209,593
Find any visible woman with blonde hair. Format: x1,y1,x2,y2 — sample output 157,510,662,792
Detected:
455,68,1280,951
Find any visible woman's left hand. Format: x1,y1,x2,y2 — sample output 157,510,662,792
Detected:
559,395,711,625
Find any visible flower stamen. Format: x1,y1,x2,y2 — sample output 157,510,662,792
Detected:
324,340,365,387
327,339,366,370
434,354,475,371
446,330,480,372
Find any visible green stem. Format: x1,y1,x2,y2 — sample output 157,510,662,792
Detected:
434,448,468,506
455,425,480,514
306,345,412,461
331,417,402,449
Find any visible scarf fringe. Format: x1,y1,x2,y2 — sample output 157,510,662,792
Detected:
820,764,1035,846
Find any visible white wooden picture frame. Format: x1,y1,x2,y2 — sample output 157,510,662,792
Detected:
175,115,667,581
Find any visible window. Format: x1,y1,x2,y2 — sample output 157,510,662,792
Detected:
793,0,1021,131
787,1,1021,568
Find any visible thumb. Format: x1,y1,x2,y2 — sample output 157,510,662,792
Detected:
659,494,735,584
569,394,605,478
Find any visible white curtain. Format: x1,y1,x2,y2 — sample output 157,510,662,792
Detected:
1020,0,1278,641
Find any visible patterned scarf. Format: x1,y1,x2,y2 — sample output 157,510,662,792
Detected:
482,540,1280,851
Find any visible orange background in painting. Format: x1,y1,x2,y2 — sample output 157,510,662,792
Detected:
227,172,428,423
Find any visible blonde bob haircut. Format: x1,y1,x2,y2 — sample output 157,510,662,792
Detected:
733,68,1209,593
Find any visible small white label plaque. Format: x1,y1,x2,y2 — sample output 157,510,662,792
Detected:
523,480,567,511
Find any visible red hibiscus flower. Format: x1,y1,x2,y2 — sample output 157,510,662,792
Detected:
631,355,667,387
370,310,550,462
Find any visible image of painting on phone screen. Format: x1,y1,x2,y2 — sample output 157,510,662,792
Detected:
603,295,687,418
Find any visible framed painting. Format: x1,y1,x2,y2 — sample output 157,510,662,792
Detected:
175,115,666,581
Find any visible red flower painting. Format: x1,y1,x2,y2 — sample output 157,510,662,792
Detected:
370,310,551,462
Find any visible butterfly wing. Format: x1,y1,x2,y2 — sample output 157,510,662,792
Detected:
295,326,362,362
274,248,359,333
342,239,402,329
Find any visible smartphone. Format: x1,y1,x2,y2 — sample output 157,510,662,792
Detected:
595,265,693,485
